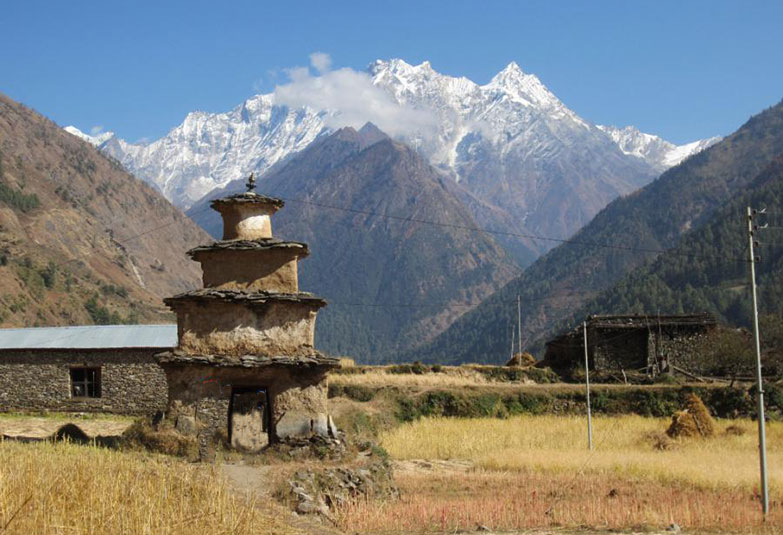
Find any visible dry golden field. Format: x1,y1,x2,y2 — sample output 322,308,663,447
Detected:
0,440,296,535
330,367,492,388
336,415,783,533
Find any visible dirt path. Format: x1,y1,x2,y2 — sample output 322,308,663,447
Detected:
220,461,344,535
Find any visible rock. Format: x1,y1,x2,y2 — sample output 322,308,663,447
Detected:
667,523,681,533
296,499,329,516
327,415,339,438
287,460,399,517
175,415,197,435
476,525,491,532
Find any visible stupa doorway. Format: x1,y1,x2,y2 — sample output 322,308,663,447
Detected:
229,386,270,452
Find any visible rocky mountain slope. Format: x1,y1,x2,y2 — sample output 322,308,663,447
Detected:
0,93,209,327
188,124,518,361
408,99,783,364
69,59,717,263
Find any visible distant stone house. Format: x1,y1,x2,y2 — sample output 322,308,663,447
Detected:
543,314,718,375
0,324,175,414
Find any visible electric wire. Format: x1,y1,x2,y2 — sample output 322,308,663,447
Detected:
32,188,783,315
276,194,753,265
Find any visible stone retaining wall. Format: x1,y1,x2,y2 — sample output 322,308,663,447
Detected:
0,348,168,414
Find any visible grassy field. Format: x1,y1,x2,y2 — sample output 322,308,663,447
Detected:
0,440,296,535
336,414,782,533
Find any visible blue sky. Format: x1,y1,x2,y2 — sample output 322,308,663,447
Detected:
2,0,781,144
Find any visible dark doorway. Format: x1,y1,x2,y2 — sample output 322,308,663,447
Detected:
229,387,269,452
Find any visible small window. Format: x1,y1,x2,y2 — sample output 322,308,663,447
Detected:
70,368,101,398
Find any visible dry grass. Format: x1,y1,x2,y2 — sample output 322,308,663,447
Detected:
330,368,491,388
332,415,783,533
338,356,356,368
329,368,702,393
381,415,783,490
338,469,781,533
0,440,297,535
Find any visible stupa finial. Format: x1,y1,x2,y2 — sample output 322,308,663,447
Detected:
246,172,256,192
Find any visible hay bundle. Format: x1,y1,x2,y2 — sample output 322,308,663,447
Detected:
666,394,715,438
506,352,536,367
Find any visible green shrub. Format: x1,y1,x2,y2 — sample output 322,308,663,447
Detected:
0,182,40,212
387,362,428,375
85,295,123,325
40,261,57,289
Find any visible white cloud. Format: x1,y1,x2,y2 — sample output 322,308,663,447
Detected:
252,69,283,93
273,55,438,138
309,52,332,74
90,125,104,136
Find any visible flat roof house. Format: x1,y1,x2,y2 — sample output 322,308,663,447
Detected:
0,324,176,414
543,313,718,376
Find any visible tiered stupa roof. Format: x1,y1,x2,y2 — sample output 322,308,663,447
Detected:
158,174,336,368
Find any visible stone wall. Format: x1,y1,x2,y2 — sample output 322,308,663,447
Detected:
0,348,168,414
592,329,648,371
163,363,330,459
648,327,715,373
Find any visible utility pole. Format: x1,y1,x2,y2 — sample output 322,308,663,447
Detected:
747,206,769,517
517,295,522,355
510,323,515,361
583,320,593,450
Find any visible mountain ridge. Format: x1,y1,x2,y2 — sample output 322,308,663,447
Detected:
66,59,717,264
188,125,518,360
407,99,783,364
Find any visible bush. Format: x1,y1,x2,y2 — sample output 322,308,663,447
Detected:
387,362,428,375
41,261,57,289
0,181,40,212
85,295,125,325
328,384,375,402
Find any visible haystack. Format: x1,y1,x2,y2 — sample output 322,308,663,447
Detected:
506,352,536,367
666,394,715,438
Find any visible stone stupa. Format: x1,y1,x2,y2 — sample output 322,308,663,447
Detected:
157,174,338,457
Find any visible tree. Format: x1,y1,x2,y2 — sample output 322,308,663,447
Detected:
696,328,753,386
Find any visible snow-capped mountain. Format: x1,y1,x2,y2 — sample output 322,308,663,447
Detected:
96,97,326,203
597,124,721,172
63,126,115,147
65,59,718,260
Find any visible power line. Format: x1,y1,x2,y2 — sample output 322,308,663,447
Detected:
324,290,593,310
51,190,754,272
275,194,752,265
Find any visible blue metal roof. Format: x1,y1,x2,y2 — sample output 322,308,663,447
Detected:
0,324,177,349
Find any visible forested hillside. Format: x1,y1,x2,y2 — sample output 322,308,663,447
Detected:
548,156,783,341
409,100,783,364
0,93,208,327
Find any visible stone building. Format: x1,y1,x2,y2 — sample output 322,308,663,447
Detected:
156,177,338,455
0,324,174,414
543,313,718,375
